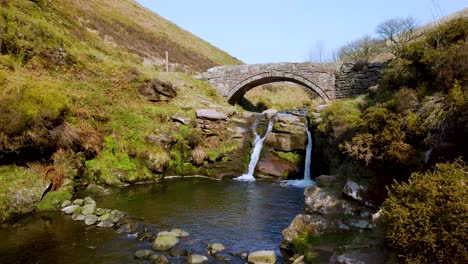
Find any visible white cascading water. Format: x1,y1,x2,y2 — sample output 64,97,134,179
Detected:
235,117,275,182
282,121,315,187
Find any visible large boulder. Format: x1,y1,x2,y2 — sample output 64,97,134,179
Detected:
304,186,374,220
3,178,43,221
256,152,300,179
273,114,307,134
138,79,177,102
264,113,307,152
248,250,276,264
282,186,376,252
265,133,307,152
281,214,334,251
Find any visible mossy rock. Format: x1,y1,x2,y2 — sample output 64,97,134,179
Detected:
37,190,73,211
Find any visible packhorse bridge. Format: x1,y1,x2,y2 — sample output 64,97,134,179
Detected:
197,62,383,104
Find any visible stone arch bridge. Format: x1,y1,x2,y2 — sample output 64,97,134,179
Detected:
197,62,383,104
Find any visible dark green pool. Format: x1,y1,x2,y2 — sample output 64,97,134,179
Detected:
0,178,304,263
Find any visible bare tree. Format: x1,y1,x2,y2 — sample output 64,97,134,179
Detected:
376,17,418,55
339,34,378,61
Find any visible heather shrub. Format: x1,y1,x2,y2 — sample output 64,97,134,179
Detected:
383,160,468,263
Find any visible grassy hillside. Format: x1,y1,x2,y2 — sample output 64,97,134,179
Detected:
0,0,244,221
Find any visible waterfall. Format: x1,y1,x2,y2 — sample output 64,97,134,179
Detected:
303,122,312,181
282,121,315,188
424,148,433,164
235,117,275,182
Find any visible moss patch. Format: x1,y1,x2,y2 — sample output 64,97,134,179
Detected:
36,190,73,211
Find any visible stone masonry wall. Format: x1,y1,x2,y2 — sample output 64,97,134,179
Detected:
335,62,384,99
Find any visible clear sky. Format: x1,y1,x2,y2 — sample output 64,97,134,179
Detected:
136,0,466,64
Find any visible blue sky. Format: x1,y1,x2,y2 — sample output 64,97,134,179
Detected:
137,1,466,64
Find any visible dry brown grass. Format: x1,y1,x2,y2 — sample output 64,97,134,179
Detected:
243,82,322,111
191,146,206,165
30,163,64,191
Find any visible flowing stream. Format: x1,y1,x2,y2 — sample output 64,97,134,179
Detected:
234,117,275,182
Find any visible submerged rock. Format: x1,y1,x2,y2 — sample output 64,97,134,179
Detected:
333,250,385,264
117,223,132,233
72,213,85,221
134,249,153,259
248,250,276,264
97,218,114,228
170,228,190,238
187,254,208,264
170,243,188,257
152,234,179,251
110,210,125,223
209,243,225,254
151,254,170,264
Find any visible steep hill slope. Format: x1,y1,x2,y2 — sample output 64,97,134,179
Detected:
0,0,245,221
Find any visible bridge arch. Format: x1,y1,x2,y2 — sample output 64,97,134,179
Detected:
226,71,331,104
